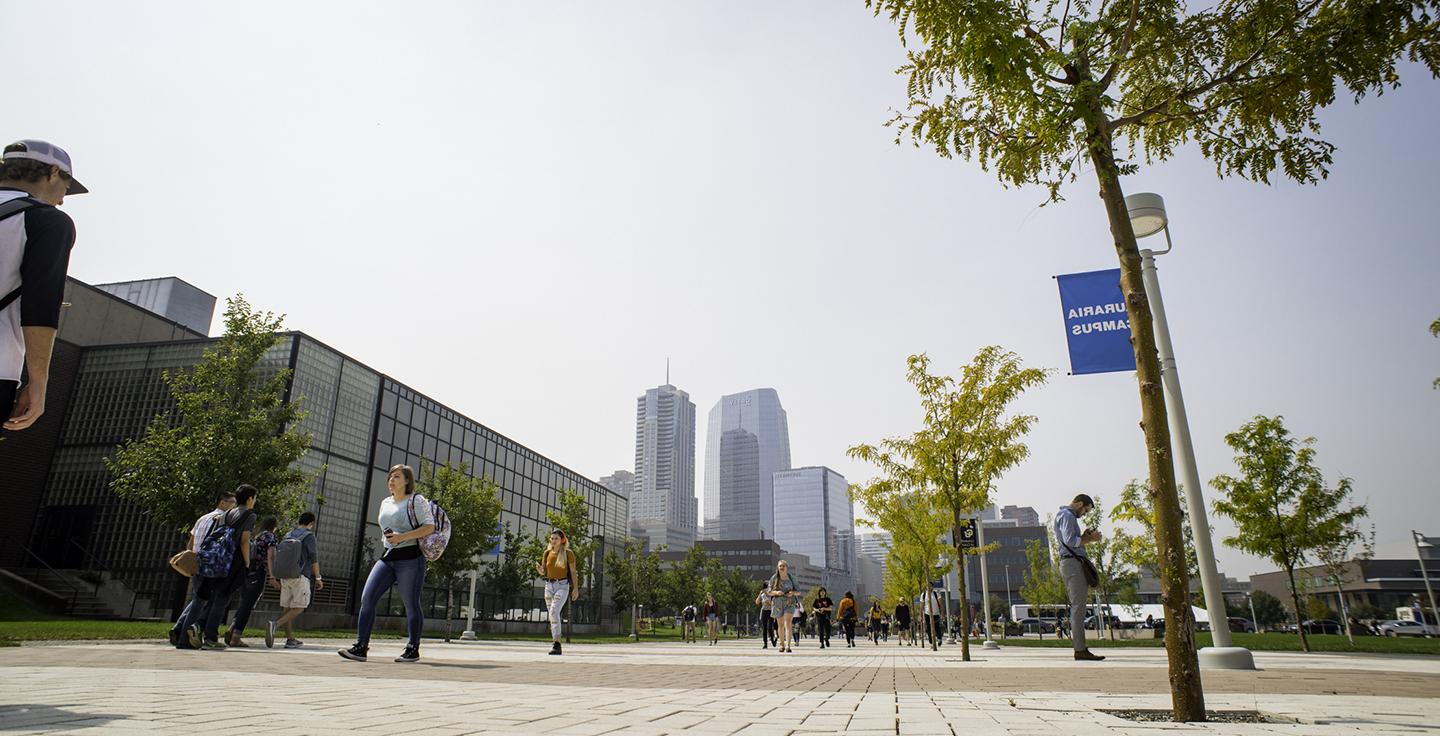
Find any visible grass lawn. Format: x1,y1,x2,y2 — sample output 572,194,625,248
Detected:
993,631,1440,655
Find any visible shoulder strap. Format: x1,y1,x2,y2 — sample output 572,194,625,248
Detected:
406,495,418,528
0,197,43,313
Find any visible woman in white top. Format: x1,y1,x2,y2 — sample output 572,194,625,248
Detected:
339,464,434,664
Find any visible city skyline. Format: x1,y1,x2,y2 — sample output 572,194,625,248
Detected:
703,388,792,542
630,383,697,550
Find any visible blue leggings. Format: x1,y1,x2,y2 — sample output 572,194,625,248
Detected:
356,555,426,647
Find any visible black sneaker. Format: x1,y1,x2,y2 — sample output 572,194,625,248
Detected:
338,643,368,662
549,642,562,656
395,646,420,663
167,628,179,647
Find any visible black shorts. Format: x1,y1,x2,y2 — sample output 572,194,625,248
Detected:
0,380,16,425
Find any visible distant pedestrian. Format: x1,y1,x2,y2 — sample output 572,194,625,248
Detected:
194,485,259,650
703,593,720,645
813,587,834,649
0,140,86,433
756,585,777,649
920,588,944,647
793,601,807,645
867,601,884,644
682,603,698,643
767,561,799,653
339,464,435,664
1056,493,1105,661
170,491,235,648
894,599,912,646
225,515,278,647
837,592,858,647
268,511,322,649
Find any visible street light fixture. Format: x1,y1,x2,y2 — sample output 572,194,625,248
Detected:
1125,192,1255,670
1413,531,1438,630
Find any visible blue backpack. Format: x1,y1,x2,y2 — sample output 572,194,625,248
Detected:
197,513,244,578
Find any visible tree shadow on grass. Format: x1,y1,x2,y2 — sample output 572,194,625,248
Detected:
0,704,125,731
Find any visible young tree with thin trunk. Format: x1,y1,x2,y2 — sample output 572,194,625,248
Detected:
482,525,534,634
417,459,502,642
1081,497,1141,640
850,347,1048,661
1314,521,1375,644
850,483,953,651
864,0,1438,720
1210,415,1367,653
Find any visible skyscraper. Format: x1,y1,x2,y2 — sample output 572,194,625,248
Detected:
631,384,697,550
772,466,856,593
702,388,791,540
599,470,634,500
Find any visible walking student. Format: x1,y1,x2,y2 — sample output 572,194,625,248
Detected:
536,528,578,656
920,587,944,647
767,560,799,653
837,591,858,647
225,516,277,647
682,603,698,643
0,140,85,433
1056,493,1105,661
868,600,884,644
339,465,434,664
756,585,776,649
269,511,322,649
813,587,834,648
171,491,234,648
195,485,259,650
702,593,720,645
793,601,807,646
894,598,912,646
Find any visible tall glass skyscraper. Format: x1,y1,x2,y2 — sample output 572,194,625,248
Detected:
631,384,696,550
702,388,790,540
772,466,855,593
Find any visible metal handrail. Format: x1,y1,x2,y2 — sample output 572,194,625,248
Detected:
67,539,111,573
20,546,82,613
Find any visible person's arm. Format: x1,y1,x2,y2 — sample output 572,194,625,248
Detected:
240,530,252,568
386,523,435,543
267,545,278,587
6,208,75,431
306,533,323,590
567,552,579,601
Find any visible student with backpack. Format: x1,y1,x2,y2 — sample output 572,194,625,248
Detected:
185,484,258,650
267,511,322,649
170,490,234,649
339,465,435,664
225,516,278,647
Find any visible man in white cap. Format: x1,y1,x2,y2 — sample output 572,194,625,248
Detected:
0,139,86,431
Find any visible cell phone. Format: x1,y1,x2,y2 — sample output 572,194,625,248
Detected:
383,527,394,535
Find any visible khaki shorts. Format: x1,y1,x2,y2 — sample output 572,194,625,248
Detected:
280,577,311,609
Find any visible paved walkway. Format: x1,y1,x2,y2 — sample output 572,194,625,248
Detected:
1,638,1437,735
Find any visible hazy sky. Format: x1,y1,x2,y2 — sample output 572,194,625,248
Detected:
14,2,1438,577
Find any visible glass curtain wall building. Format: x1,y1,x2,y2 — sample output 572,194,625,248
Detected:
772,466,856,595
630,384,696,551
702,388,790,541
33,331,627,628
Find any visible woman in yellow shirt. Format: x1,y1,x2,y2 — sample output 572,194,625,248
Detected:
534,529,578,656
837,591,858,648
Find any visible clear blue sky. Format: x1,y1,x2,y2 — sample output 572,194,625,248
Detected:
13,2,1438,576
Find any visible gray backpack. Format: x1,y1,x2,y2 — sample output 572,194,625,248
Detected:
272,530,310,580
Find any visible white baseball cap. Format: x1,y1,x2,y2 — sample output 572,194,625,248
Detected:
3,139,88,195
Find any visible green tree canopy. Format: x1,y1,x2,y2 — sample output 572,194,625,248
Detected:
417,459,502,640
1110,479,1200,583
109,295,312,532
1019,538,1067,609
1210,415,1367,652
1249,590,1289,628
603,536,666,637
482,524,535,623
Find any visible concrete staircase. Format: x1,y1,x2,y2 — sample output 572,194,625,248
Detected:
6,567,157,619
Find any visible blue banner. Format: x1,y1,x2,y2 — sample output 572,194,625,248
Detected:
1056,268,1136,375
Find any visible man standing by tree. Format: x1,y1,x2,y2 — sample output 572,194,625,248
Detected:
1056,494,1105,661
0,140,85,431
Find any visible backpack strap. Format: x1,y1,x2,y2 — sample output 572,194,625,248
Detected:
0,197,44,313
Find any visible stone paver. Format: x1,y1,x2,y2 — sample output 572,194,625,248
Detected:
0,638,1436,735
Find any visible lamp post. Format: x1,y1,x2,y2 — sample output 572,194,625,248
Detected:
1125,192,1255,670
461,556,481,641
978,519,999,649
1248,592,1259,634
1413,531,1438,631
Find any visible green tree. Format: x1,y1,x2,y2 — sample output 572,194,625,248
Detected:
545,488,597,643
849,484,953,650
849,347,1047,661
603,536,665,639
1019,538,1067,611
1110,479,1200,583
1210,415,1367,653
864,0,1438,720
662,543,710,615
1249,590,1288,630
713,566,754,638
109,295,312,533
481,525,534,634
1081,497,1141,640
417,459,502,642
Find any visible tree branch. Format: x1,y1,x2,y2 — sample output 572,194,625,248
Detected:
1097,0,1141,91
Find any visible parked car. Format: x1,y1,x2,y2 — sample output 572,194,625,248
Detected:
1017,617,1057,634
1227,617,1257,633
1084,614,1122,629
1299,619,1343,635
1376,620,1438,637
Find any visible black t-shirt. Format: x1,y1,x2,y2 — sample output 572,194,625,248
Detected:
0,190,76,382
814,596,833,616
894,603,911,623
224,506,256,533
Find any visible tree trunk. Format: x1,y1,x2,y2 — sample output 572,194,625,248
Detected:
1078,69,1205,722
1335,578,1353,645
953,536,971,662
444,585,454,643
1284,565,1311,652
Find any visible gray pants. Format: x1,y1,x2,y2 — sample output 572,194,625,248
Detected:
1060,557,1088,652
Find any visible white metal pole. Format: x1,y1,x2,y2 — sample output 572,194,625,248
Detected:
1248,593,1259,633
978,520,997,648
1139,247,1254,669
461,565,479,640
1415,531,1439,631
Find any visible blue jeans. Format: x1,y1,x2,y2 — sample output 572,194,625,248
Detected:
356,556,426,647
